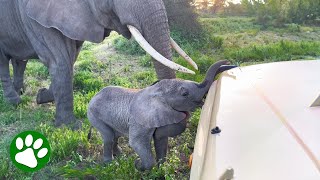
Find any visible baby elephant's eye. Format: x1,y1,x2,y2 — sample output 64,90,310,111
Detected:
180,87,189,97
182,91,189,96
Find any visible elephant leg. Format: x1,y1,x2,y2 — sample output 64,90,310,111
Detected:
23,19,79,126
11,59,27,95
113,136,122,157
153,134,168,164
153,119,187,163
0,53,21,105
36,84,54,104
36,42,82,105
49,62,76,126
98,124,115,163
129,125,156,171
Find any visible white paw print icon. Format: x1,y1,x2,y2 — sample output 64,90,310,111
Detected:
15,134,49,168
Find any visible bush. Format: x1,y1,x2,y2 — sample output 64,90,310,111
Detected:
25,60,49,79
113,36,145,55
73,71,104,93
225,40,320,63
74,91,98,118
164,0,201,35
241,0,320,26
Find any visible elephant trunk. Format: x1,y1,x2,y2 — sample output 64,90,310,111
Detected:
142,7,176,79
197,60,230,99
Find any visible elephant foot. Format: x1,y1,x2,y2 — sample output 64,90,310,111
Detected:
5,95,22,105
4,90,21,105
134,159,154,171
103,157,113,164
36,88,54,104
14,87,25,95
54,115,82,130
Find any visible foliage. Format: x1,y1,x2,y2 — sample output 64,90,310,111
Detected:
164,0,201,35
113,36,145,56
241,0,320,26
25,60,49,79
74,91,98,118
139,55,153,67
37,124,91,162
225,40,320,63
73,71,104,94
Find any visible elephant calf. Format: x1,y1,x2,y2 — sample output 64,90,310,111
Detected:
87,60,236,170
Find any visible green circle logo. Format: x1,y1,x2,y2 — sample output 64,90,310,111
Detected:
10,131,51,172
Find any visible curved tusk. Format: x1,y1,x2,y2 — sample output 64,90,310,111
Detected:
170,38,198,70
127,25,195,74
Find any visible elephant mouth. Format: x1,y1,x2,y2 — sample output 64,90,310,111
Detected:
171,106,191,121
185,111,191,119
181,111,191,121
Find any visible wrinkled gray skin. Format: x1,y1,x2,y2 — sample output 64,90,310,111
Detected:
0,0,176,126
87,61,234,171
0,59,28,104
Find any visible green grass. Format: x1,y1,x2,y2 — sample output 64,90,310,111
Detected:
1,16,319,179
225,40,320,63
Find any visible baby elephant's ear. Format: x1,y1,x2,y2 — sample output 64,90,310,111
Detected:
26,0,104,43
130,90,186,128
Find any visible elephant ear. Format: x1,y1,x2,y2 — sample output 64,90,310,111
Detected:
26,0,104,43
130,89,187,128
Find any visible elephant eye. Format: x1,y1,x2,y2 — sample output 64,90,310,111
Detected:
180,87,189,97
182,91,189,96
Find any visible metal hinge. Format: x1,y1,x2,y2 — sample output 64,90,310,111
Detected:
311,94,320,107
219,168,234,180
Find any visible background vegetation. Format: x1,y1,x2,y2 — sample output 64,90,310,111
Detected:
1,0,319,179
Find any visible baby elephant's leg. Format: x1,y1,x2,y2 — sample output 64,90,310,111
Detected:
153,119,187,163
113,136,122,157
129,124,156,171
89,117,115,162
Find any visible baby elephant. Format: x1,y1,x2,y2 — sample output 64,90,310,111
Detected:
87,60,236,170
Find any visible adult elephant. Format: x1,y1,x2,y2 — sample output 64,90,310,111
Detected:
0,0,197,126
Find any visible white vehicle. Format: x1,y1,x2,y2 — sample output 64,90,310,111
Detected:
190,60,320,180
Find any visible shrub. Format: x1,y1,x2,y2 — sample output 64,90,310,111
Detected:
74,91,98,118
113,36,145,55
73,71,104,93
225,40,320,63
139,55,153,67
241,0,320,26
164,0,201,35
25,60,49,79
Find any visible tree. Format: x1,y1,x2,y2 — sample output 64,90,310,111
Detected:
163,0,202,35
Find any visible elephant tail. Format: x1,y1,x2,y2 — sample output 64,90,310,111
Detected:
87,126,93,140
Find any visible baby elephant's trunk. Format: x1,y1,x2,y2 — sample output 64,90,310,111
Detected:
197,60,230,98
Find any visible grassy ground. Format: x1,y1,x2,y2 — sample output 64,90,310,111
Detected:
0,17,319,179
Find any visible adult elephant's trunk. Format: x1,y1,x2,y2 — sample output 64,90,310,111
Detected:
142,9,176,79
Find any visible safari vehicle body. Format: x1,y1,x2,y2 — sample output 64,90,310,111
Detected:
190,60,320,180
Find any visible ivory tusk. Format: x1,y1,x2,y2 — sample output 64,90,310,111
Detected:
127,25,195,74
170,38,198,70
